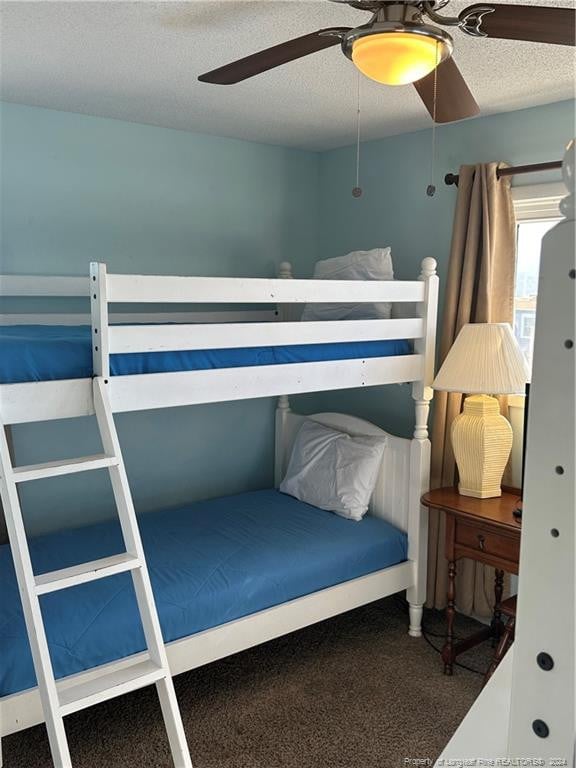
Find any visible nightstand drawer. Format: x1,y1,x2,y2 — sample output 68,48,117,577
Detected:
455,521,520,564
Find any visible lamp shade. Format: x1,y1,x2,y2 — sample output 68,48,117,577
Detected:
433,323,529,395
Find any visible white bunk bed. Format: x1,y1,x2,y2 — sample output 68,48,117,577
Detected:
0,258,438,767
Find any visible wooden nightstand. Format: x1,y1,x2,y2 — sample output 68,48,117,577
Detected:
421,487,522,675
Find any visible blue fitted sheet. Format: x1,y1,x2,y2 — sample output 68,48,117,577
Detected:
0,325,412,384
0,489,407,697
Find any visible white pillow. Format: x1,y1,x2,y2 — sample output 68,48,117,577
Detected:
279,420,386,522
301,247,394,322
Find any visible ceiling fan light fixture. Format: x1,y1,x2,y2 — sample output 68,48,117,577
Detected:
351,27,452,86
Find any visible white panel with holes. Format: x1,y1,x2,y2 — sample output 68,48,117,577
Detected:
508,144,575,759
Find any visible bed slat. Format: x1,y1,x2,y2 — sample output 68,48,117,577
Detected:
109,318,424,354
107,274,426,304
0,275,88,297
0,356,423,424
108,356,423,414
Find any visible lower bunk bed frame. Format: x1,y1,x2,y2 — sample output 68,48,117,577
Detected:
0,257,439,766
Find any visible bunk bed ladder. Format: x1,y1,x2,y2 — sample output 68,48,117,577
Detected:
0,377,192,768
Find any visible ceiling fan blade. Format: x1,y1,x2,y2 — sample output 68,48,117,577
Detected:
414,57,480,124
459,3,575,46
198,28,351,84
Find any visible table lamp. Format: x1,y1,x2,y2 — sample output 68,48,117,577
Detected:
433,323,529,499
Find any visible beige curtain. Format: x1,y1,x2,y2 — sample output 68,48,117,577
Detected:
427,162,516,618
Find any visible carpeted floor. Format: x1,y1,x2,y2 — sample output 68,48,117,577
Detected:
3,597,494,768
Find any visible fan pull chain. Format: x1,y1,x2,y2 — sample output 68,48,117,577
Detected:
426,41,440,198
352,72,362,198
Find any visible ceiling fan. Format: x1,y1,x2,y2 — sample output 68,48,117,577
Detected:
198,0,575,123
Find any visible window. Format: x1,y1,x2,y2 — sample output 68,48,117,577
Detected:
512,183,563,374
519,312,535,340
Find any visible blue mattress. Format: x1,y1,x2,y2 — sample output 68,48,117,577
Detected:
0,325,412,384
0,489,407,696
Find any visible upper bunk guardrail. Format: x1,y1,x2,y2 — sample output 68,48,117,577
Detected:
90,262,434,377
104,272,426,304
1,271,426,304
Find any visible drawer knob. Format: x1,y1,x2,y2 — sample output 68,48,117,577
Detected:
477,534,486,551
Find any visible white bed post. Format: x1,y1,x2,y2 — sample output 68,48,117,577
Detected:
90,262,110,379
277,261,293,280
274,261,294,487
277,261,299,324
406,257,438,637
275,396,291,487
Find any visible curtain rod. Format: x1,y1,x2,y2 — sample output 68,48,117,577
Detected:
444,160,563,187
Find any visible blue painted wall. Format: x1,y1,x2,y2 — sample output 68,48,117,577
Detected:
295,99,575,437
1,99,573,534
0,103,319,535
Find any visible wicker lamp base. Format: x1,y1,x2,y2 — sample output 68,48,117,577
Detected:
452,394,513,499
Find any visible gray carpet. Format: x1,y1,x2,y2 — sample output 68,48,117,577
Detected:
3,598,493,768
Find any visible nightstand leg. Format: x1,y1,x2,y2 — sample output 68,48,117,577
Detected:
492,569,505,642
442,560,457,675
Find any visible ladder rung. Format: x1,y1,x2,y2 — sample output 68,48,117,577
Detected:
13,453,119,482
58,658,166,716
35,553,141,595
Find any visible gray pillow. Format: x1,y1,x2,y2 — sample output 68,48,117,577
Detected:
302,248,394,322
280,420,386,522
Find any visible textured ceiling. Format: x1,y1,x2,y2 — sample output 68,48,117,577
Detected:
0,0,574,150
